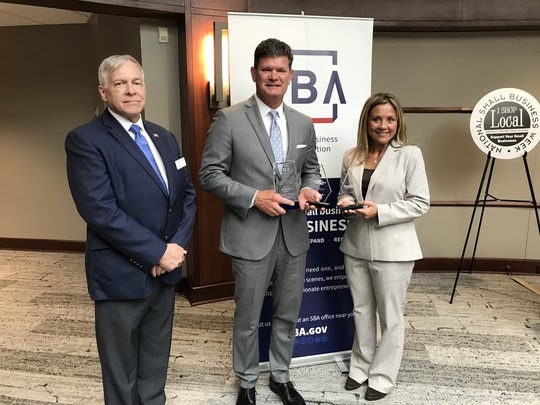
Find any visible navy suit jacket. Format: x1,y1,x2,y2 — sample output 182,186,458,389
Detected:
66,109,196,301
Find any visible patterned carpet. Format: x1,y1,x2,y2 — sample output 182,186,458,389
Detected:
0,250,538,404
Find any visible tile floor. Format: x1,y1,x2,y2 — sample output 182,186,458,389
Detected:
0,250,538,404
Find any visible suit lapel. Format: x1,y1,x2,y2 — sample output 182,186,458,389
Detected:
283,104,297,161
102,110,168,199
350,165,365,201
143,122,173,200
367,143,399,195
245,96,275,165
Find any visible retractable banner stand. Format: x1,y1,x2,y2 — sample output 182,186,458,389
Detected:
228,13,373,366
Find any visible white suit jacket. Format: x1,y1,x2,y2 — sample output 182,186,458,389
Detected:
339,142,430,262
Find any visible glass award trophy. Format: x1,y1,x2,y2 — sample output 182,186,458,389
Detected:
273,160,298,201
307,163,332,208
338,170,364,210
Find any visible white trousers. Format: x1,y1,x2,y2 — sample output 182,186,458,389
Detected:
344,255,414,394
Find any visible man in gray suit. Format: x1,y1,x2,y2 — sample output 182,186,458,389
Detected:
199,38,321,405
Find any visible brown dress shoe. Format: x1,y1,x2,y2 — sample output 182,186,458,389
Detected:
344,376,363,391
365,387,387,401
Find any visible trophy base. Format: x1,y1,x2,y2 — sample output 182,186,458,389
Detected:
307,201,330,208
340,203,364,210
281,201,300,211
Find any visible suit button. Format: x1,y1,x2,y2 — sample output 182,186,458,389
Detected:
169,208,172,213
165,235,168,240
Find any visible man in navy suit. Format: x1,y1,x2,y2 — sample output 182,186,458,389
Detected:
65,54,196,405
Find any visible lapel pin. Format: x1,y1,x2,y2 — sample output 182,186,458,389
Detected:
153,133,159,138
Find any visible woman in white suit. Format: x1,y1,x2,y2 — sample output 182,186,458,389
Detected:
337,93,430,401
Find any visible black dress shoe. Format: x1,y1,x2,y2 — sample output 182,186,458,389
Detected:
344,376,363,391
365,387,387,401
269,377,306,405
236,387,256,405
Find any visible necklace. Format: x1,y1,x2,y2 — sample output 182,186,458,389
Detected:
370,148,386,165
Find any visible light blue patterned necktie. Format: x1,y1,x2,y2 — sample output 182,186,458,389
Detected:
269,110,284,163
129,124,168,193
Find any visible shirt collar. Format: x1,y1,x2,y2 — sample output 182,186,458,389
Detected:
254,94,285,119
107,107,144,135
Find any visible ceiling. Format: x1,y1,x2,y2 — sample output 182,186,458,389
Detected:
0,3,91,26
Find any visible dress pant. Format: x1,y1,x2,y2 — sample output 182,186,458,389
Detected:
95,278,175,405
344,255,414,394
231,224,307,388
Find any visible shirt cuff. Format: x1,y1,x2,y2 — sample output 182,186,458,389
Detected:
250,190,258,208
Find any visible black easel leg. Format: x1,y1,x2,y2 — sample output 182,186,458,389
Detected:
522,152,540,235
469,157,496,274
450,154,492,303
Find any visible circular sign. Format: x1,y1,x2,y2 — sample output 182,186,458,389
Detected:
470,88,540,159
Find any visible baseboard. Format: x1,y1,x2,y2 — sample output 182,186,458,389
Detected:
415,257,540,274
0,237,85,252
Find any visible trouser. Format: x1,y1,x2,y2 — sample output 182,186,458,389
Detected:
231,227,307,388
95,279,175,405
344,255,414,393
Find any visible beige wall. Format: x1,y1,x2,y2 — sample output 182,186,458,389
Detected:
0,24,95,240
0,27,538,259
371,32,540,259
140,20,182,139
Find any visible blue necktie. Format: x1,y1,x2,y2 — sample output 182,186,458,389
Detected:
269,110,284,163
129,124,168,193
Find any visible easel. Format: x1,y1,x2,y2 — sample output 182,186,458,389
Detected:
450,151,540,303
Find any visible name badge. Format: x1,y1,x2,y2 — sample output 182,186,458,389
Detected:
175,157,186,170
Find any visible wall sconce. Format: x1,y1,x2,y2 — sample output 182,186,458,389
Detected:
209,22,230,109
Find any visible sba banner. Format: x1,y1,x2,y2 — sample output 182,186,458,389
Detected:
228,13,373,365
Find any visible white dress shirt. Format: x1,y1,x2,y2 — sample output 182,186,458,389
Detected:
254,95,288,159
108,108,169,191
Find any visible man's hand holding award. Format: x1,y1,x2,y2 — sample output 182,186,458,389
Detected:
303,163,331,210
265,161,334,213
254,161,297,217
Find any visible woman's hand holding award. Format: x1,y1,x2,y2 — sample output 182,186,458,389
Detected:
338,170,364,211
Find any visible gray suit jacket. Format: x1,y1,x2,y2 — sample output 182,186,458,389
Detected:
339,143,430,262
199,95,320,260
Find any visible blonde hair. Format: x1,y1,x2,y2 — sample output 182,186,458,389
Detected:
346,92,408,169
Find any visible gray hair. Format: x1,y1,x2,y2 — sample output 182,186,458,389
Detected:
98,55,144,86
